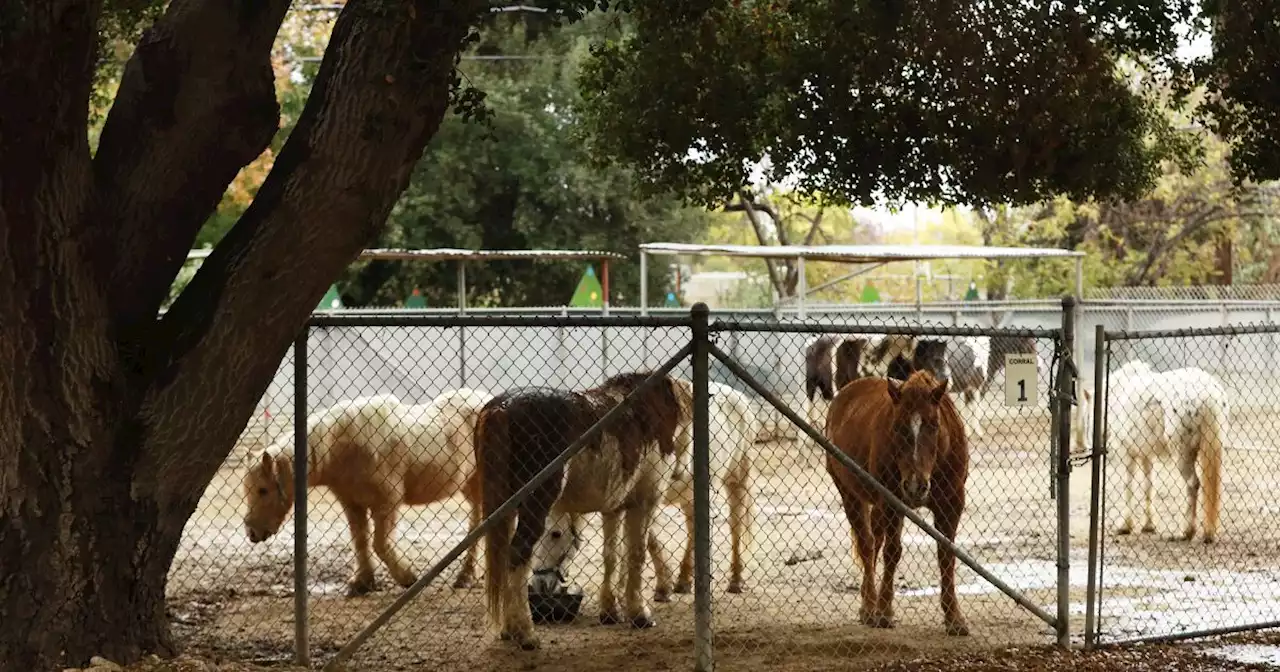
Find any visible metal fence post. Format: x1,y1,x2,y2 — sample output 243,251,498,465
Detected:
293,326,310,667
691,303,715,672
1055,297,1076,649
1084,324,1108,649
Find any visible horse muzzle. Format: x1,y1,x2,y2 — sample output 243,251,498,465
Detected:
900,477,931,508
246,526,270,543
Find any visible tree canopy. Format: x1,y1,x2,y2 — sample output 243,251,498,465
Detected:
576,0,1203,210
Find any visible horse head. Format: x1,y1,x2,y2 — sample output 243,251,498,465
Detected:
242,449,294,543
886,371,951,508
912,340,951,385
529,511,582,594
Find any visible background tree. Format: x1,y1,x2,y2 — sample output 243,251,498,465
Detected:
338,12,709,308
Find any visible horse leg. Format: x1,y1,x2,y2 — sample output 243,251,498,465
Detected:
840,494,877,626
726,464,755,594
1115,455,1137,536
674,500,695,594
1176,446,1201,542
453,479,482,589
599,511,623,624
371,505,417,588
870,507,903,628
1141,456,1157,535
648,526,675,603
623,498,660,628
341,502,377,597
934,502,970,636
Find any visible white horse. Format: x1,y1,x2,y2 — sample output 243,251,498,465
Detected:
243,389,494,595
533,380,759,600
1079,360,1227,543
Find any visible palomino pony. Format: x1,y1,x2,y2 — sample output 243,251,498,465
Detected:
534,380,760,601
824,370,971,636
478,371,694,650
243,389,494,595
1078,360,1227,543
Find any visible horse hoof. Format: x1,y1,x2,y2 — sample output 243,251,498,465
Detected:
1203,534,1218,545
1142,523,1157,534
673,581,691,594
727,581,745,594
519,639,540,651
869,615,894,629
653,589,672,603
1114,525,1132,536
452,577,475,590
630,614,657,629
946,621,971,637
345,578,376,597
394,574,417,589
599,609,623,625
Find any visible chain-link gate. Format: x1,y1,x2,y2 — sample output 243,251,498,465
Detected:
693,308,1077,668
1085,323,1280,648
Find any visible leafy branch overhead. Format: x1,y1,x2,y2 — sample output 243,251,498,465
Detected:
575,0,1205,209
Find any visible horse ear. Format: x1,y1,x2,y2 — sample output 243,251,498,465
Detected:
886,380,903,404
931,379,949,403
260,452,274,475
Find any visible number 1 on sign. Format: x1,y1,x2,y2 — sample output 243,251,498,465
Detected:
1004,353,1038,407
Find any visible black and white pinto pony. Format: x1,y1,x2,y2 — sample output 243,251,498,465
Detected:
804,332,1038,438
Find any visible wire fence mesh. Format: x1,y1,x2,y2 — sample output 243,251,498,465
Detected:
166,304,1280,670
698,314,1069,668
166,345,297,663
1091,326,1280,645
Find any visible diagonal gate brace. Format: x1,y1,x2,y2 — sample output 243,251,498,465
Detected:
707,342,1059,629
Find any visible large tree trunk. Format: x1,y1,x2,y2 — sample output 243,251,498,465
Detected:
0,0,486,667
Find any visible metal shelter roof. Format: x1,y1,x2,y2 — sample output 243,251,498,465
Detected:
186,247,626,262
639,242,1082,263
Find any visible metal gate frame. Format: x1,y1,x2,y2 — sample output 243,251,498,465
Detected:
1084,322,1280,649
702,298,1079,648
316,323,707,671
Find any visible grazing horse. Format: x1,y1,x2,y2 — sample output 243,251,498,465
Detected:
535,380,760,601
242,389,494,595
804,335,868,438
478,372,694,650
1079,360,1226,543
824,371,971,636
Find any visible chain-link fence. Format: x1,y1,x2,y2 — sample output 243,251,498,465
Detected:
168,300,1280,670
1085,323,1280,647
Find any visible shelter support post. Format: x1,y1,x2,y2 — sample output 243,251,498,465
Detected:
796,256,807,319
639,251,648,315
292,328,310,667
602,259,611,316
457,262,467,387
1074,257,1085,374
691,304,715,672
1054,297,1076,648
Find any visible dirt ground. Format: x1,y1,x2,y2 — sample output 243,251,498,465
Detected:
166,395,1280,671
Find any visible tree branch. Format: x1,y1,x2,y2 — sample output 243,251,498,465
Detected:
735,191,786,297
132,0,489,503
92,0,293,328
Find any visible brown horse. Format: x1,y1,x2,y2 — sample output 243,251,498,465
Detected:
824,370,971,636
478,371,693,650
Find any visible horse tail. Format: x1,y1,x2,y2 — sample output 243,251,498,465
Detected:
477,404,513,632
1199,390,1227,541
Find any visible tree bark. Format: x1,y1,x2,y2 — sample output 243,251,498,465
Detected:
0,0,487,667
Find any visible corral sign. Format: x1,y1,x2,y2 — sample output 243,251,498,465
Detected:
1003,353,1038,407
